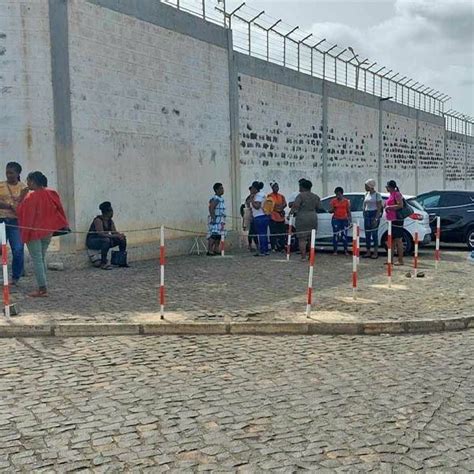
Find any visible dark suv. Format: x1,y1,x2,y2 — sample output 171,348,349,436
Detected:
416,190,474,250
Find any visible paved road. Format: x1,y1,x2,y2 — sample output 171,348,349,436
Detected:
0,332,473,472
7,247,473,325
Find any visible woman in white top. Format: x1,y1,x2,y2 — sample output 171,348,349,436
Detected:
249,181,270,256
363,179,383,259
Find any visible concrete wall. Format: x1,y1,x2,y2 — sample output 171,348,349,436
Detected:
67,0,231,244
446,131,473,190
238,73,323,200
327,97,378,195
2,0,471,259
0,0,57,187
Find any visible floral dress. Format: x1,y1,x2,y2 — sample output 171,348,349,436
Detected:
207,195,226,238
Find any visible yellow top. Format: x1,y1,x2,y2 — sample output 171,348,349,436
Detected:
0,181,27,219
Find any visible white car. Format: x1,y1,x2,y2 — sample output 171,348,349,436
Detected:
315,193,432,254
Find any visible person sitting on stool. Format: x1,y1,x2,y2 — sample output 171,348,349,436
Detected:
86,201,127,269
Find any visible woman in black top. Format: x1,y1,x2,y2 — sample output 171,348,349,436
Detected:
86,202,127,269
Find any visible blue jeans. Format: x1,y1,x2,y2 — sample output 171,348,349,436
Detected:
364,211,379,252
254,215,270,255
26,237,51,289
332,218,349,252
0,218,24,281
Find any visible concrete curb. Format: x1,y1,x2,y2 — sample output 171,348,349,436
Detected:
0,316,472,338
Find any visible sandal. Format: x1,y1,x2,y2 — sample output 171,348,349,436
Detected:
28,290,48,298
101,264,113,270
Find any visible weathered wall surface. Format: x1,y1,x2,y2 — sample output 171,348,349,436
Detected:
0,0,57,187
238,73,323,200
381,111,417,195
67,0,231,243
446,131,473,190
327,97,378,195
417,118,444,193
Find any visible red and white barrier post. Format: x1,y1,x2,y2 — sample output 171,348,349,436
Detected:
435,216,441,269
352,222,358,300
220,223,225,257
160,225,165,319
286,216,294,261
387,221,393,288
1,222,10,318
306,229,316,318
413,228,419,277
356,220,360,265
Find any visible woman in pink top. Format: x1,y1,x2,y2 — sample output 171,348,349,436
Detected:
385,180,405,265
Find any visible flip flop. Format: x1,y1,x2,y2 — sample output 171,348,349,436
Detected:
28,290,48,298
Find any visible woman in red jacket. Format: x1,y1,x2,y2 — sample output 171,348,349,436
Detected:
17,172,69,297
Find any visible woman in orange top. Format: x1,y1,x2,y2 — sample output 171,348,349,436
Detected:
329,187,351,256
268,182,287,252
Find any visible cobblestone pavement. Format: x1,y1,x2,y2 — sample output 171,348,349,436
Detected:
0,332,473,471
4,247,473,325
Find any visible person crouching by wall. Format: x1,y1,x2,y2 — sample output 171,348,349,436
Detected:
86,202,128,269
207,183,226,256
16,171,69,297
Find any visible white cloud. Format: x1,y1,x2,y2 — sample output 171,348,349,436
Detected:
307,0,474,114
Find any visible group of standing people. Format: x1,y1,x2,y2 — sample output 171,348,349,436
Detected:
208,177,407,265
0,163,69,297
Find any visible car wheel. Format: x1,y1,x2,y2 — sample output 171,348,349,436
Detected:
466,227,474,251
381,230,414,255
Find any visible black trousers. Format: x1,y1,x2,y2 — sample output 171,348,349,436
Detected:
87,236,126,264
270,220,286,251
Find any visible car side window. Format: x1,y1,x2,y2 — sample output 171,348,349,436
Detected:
346,195,364,212
419,194,441,209
320,199,330,213
440,193,471,207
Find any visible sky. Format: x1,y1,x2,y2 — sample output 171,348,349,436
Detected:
227,0,474,117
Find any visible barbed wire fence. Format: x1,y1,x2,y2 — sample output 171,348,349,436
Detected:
160,0,473,137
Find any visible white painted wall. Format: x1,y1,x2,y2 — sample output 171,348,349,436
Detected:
67,0,231,243
418,120,444,193
327,98,378,196
0,0,57,187
238,74,323,202
382,112,417,195
446,137,467,190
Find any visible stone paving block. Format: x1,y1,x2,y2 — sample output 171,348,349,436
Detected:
363,322,405,335
54,324,140,337
308,322,362,335
229,322,309,335
142,323,229,335
443,318,468,331
0,324,52,337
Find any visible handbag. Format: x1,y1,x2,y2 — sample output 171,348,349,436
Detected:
111,250,128,267
53,227,72,237
396,199,414,220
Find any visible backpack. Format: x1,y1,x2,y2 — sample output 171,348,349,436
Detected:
263,196,275,215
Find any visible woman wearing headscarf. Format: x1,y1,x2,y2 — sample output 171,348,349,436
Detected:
0,162,26,284
363,179,383,259
290,179,321,260
17,171,69,297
